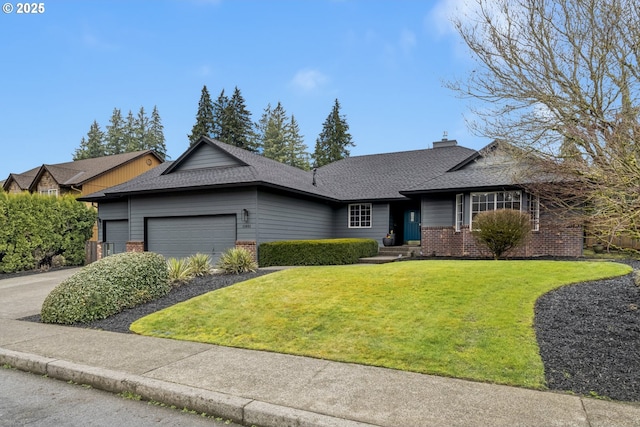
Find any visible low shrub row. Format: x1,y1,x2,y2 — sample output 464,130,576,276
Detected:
258,238,378,267
41,252,170,324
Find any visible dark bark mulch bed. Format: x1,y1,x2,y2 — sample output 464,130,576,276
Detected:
534,260,640,401
21,270,273,333
19,262,640,401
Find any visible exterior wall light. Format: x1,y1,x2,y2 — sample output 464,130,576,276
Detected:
242,208,249,223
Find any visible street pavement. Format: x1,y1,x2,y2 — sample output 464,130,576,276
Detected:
1,269,639,427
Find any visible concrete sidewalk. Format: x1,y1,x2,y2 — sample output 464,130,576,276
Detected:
1,272,639,426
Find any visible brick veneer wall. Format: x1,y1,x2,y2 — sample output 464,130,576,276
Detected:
236,240,257,263
126,241,144,253
422,223,583,258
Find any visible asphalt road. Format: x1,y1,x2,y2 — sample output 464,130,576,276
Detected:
0,367,245,427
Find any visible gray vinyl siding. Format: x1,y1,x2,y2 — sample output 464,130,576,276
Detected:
97,200,129,241
256,191,333,242
174,144,240,171
333,203,389,245
128,188,258,243
421,195,455,227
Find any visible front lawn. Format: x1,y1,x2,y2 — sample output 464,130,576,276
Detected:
130,260,630,388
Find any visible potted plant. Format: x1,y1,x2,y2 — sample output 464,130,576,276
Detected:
382,231,395,247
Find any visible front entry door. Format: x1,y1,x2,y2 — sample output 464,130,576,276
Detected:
404,209,421,243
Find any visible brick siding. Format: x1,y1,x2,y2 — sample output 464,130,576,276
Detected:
421,221,583,258
126,241,144,253
236,240,257,263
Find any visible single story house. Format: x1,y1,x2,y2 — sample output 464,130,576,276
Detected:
79,136,583,263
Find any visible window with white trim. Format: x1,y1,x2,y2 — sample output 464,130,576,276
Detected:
39,189,58,196
470,191,521,229
529,194,540,231
455,193,464,232
348,203,372,228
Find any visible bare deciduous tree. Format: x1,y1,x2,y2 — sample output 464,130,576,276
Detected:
449,0,640,247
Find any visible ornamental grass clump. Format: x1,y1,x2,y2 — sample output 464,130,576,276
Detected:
217,247,257,274
472,209,532,259
167,257,195,286
41,251,170,324
186,253,213,277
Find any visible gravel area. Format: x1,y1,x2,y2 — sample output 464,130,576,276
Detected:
18,261,640,401
534,260,640,401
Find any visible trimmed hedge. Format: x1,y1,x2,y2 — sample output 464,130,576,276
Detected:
259,238,378,267
0,192,96,273
41,252,170,324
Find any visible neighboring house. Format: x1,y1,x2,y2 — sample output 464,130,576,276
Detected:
3,150,164,241
79,137,582,263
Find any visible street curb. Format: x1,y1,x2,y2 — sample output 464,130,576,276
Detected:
0,347,377,427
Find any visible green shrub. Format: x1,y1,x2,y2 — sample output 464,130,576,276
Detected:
167,257,194,286
41,252,170,324
0,193,96,273
187,253,213,277
217,247,258,274
259,238,378,267
471,209,532,259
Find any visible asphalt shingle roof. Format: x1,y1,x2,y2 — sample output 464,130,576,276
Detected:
81,138,523,203
3,151,161,192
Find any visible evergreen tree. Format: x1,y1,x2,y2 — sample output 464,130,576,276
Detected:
105,108,125,155
313,99,354,167
257,103,310,169
148,105,167,159
133,106,150,152
221,87,258,152
188,85,215,146
123,110,137,152
73,120,106,160
212,89,228,141
286,115,310,170
260,103,289,163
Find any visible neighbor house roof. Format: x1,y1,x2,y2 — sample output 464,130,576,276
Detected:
2,151,164,193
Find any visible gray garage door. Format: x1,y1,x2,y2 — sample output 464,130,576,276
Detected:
104,220,128,255
146,215,236,262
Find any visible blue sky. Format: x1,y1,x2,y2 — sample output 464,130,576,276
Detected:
0,0,485,179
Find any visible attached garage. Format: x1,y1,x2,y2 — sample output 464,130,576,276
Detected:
103,220,129,255
145,215,236,262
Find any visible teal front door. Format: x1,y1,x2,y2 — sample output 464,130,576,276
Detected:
404,209,421,243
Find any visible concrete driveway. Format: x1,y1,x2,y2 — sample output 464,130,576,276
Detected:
0,268,80,319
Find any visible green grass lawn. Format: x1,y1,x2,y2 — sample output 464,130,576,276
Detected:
130,260,631,388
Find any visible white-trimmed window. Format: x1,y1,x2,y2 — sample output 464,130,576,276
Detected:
349,203,372,228
470,191,522,229
455,193,464,232
529,195,540,231
39,189,58,196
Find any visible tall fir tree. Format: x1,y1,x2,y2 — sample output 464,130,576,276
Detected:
259,103,288,163
257,103,310,169
73,120,106,160
148,105,167,159
313,99,354,167
286,115,310,170
188,85,215,146
220,87,258,152
123,110,137,152
105,108,125,155
133,106,150,152
212,89,229,141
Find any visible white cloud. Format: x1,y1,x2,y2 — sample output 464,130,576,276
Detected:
82,30,118,51
399,29,417,55
290,69,329,93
